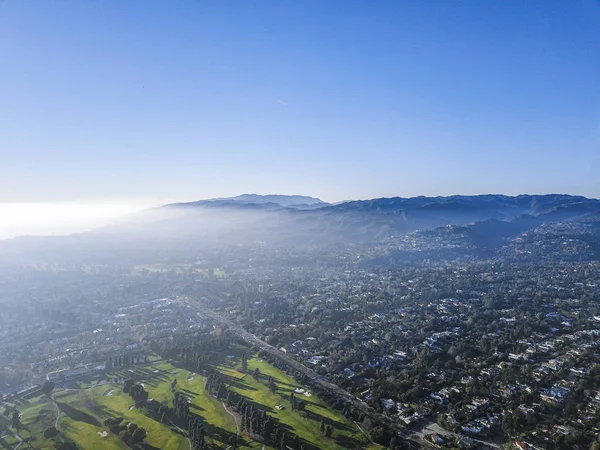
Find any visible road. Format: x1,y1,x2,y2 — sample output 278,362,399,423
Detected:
188,300,420,447
196,306,357,403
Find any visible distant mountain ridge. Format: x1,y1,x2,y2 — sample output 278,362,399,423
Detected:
1,193,599,265
167,194,327,209
153,193,600,245
325,194,598,215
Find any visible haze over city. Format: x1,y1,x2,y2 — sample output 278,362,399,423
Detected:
2,3,600,450
2,0,600,238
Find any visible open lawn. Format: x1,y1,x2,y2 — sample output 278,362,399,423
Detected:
1,393,55,449
54,387,188,450
0,434,19,450
224,355,370,450
104,359,251,448
2,351,380,449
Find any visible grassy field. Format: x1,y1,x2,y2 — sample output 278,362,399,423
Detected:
1,349,379,450
223,356,370,450
55,387,187,450
1,392,55,449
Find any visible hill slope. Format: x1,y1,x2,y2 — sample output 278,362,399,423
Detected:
1,194,599,265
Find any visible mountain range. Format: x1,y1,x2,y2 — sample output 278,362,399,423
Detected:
154,193,600,242
169,194,328,210
1,193,599,264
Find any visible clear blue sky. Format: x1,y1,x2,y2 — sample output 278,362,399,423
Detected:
1,0,599,203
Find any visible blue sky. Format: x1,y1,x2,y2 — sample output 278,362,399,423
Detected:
1,0,599,204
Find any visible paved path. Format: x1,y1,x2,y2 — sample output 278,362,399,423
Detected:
51,393,60,428
50,393,65,443
354,421,374,444
12,434,22,450
221,402,240,437
168,418,192,450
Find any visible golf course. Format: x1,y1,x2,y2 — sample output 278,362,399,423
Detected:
0,346,378,450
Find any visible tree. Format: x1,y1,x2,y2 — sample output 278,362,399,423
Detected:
127,423,138,434
119,430,131,444
11,411,21,432
42,381,55,397
279,432,287,450
43,426,59,439
55,442,78,450
268,377,277,394
502,413,514,437
132,427,147,443
123,379,135,394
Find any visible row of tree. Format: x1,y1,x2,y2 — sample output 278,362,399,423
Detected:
103,417,147,445
206,372,307,450
123,379,149,405
106,354,149,368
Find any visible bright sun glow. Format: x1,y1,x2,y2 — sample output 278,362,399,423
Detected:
0,201,154,239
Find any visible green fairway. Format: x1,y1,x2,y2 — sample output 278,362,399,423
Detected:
53,386,188,450
2,352,379,449
225,356,368,450
1,393,55,449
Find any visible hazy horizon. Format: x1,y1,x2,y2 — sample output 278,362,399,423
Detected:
1,190,599,240
2,1,599,238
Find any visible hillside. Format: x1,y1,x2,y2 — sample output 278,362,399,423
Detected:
0,194,599,266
